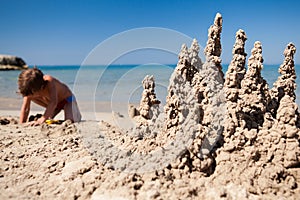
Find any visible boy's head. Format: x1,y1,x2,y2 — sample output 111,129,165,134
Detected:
18,68,47,96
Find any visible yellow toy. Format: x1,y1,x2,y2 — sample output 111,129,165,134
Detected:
45,119,64,125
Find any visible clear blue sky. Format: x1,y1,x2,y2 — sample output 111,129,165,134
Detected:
0,0,299,65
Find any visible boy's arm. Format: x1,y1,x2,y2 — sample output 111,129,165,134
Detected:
39,76,58,123
20,96,31,123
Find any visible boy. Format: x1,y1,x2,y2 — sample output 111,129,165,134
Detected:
18,67,81,125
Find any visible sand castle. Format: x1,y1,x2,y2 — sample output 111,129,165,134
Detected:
121,12,300,197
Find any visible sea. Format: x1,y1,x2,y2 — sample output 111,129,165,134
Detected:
0,64,300,107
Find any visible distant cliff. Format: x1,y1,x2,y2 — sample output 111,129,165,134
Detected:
0,55,28,70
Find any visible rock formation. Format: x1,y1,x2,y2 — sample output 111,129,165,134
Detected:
238,41,270,130
0,54,28,70
223,29,247,139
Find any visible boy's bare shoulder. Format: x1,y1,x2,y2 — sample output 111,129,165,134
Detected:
43,75,55,81
44,75,61,84
43,75,69,92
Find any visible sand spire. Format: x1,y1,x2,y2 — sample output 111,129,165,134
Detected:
164,42,200,129
223,29,247,138
128,75,160,125
204,13,223,78
138,75,161,119
189,38,202,70
238,41,270,130
269,43,298,117
204,13,222,58
189,13,226,165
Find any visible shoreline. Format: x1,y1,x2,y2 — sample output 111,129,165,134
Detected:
0,110,134,130
0,97,131,111
0,97,135,127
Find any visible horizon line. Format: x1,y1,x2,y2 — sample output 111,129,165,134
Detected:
28,63,290,67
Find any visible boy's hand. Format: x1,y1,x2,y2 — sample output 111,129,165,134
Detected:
26,117,45,126
27,121,41,126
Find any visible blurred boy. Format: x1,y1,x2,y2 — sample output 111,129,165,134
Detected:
18,67,81,125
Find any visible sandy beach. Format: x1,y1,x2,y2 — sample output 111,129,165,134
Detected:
1,13,300,200
1,105,300,199
0,100,139,199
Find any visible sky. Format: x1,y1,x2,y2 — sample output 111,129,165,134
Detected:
0,0,300,65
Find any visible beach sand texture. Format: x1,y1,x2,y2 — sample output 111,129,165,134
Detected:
1,13,300,199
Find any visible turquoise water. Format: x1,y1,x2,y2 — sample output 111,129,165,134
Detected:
0,64,299,107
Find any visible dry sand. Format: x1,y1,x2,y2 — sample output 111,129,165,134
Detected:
1,113,299,200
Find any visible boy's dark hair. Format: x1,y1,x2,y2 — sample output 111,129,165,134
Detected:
18,67,47,96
